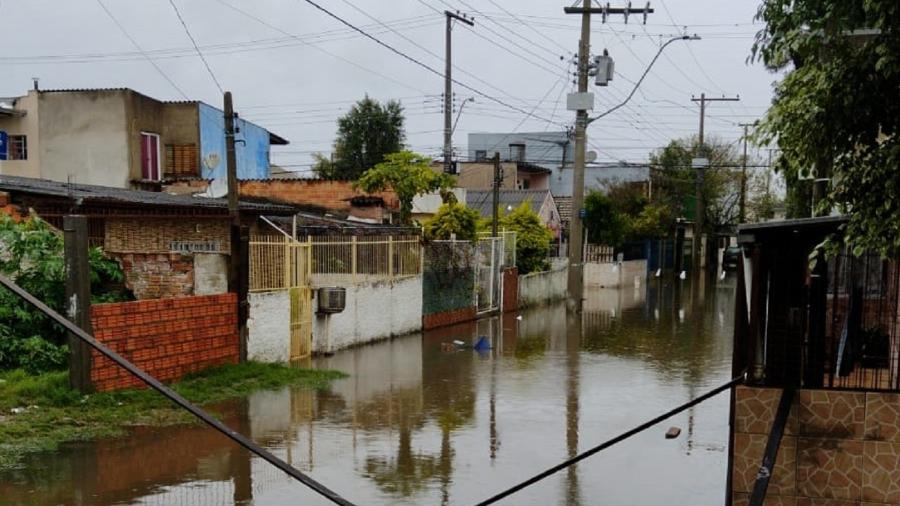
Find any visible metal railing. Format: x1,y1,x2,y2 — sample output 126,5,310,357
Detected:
250,234,422,291
584,243,615,263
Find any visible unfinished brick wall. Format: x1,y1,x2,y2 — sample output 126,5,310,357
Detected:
104,217,230,253
113,253,195,300
89,293,239,392
423,307,477,330
239,179,399,212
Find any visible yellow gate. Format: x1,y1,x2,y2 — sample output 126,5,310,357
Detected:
289,286,313,360
250,235,313,360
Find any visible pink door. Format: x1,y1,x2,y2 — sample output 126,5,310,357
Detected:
141,132,160,180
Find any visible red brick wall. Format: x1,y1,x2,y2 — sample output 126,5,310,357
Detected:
239,179,399,212
114,253,195,300
423,306,477,330
502,267,518,313
89,293,239,392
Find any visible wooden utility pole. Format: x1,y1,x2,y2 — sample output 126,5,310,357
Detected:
443,10,474,174
492,152,501,237
64,215,92,393
739,123,753,223
690,93,739,270
564,1,652,311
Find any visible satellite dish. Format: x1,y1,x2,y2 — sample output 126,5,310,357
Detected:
586,150,598,163
198,177,228,199
204,153,221,170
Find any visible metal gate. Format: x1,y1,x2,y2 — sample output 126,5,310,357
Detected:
474,236,504,314
250,236,313,360
289,286,313,360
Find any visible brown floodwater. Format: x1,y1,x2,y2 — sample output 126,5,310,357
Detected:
1,275,735,505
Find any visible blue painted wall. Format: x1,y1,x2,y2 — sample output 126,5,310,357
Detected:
198,103,271,180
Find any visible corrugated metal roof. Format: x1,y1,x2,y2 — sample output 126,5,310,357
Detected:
465,189,549,218
0,175,294,214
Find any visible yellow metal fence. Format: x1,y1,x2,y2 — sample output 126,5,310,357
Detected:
250,234,422,292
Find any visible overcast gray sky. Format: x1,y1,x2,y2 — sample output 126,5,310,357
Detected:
0,0,779,174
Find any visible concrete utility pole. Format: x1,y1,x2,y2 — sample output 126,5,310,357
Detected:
564,1,652,312
739,122,753,223
443,10,474,174
492,152,501,237
224,91,248,362
690,93,739,270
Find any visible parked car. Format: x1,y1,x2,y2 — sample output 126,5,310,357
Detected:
722,246,741,272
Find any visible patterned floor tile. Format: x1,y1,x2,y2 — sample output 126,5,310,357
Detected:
797,437,862,500
798,391,865,439
862,441,900,503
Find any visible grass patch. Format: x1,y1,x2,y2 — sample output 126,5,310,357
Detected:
0,362,345,470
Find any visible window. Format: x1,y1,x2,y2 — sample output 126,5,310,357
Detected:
140,132,161,180
165,143,199,177
509,143,526,162
8,135,27,160
474,150,487,162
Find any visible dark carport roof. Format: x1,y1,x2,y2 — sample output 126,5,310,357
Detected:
0,174,295,215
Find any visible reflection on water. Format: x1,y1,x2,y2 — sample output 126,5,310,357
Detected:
1,274,736,505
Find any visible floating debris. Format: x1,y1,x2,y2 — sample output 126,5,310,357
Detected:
665,426,682,439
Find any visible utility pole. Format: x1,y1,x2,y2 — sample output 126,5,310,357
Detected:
64,215,92,393
492,152,501,237
443,10,474,174
564,1,652,312
224,91,248,362
738,123,753,223
690,93,739,271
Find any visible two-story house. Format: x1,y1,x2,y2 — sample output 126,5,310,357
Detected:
0,87,287,188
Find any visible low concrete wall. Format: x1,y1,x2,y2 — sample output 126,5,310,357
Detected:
247,291,291,363
313,275,423,353
583,259,647,288
518,258,568,308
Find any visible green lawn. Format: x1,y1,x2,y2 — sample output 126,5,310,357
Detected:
0,362,345,470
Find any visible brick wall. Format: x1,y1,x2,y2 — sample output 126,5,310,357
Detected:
89,293,239,392
0,191,24,221
239,179,399,212
104,217,230,253
423,306,477,330
502,267,518,313
115,253,195,300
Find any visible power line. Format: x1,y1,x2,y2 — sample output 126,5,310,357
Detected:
95,0,189,100
300,0,566,127
337,0,531,116
214,0,428,94
484,0,570,54
166,0,223,93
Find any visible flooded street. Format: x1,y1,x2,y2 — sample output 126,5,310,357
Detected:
2,276,735,505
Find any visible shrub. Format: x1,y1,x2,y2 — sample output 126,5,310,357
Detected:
0,214,130,372
422,202,482,241
499,203,553,274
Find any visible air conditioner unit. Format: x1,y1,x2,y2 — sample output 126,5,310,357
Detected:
317,287,346,314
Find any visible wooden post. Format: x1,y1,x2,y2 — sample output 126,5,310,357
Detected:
237,226,250,363
388,237,394,280
64,215,93,393
283,235,291,289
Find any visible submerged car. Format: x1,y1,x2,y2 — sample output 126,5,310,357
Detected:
722,246,741,272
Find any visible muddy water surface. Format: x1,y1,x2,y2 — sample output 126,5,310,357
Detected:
1,276,735,505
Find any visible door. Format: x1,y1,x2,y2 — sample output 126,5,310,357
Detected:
140,132,160,180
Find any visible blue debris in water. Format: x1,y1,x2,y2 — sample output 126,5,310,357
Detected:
473,336,491,351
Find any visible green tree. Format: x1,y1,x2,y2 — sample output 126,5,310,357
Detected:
499,202,552,274
583,190,628,247
422,202,481,241
752,0,900,255
649,137,742,233
313,96,406,180
0,214,130,373
356,151,454,225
